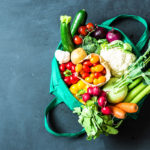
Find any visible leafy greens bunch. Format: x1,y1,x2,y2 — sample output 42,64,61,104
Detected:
73,97,122,140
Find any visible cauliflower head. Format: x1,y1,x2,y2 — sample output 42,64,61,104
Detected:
100,41,136,77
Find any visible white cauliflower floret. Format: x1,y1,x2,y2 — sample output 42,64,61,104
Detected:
100,48,136,77
55,50,70,64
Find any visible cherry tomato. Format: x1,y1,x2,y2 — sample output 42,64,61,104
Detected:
102,68,106,75
90,55,99,64
85,77,93,83
77,80,86,89
73,35,83,45
60,72,65,79
71,65,76,73
94,72,102,78
70,84,79,94
80,70,85,76
93,78,99,85
64,76,71,86
78,26,88,36
94,65,104,72
59,64,66,72
70,75,79,84
83,60,93,66
93,62,100,67
83,65,90,73
75,64,83,72
82,72,90,79
65,62,73,70
98,76,106,83
86,23,95,32
90,67,95,73
90,73,95,79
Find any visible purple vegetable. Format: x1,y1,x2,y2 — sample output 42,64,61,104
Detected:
87,87,93,95
92,26,107,39
92,87,101,96
106,28,121,42
82,93,91,102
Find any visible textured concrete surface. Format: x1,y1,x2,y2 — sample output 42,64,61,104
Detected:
0,0,150,150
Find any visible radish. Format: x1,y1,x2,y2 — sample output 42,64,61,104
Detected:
98,96,107,107
101,106,112,115
82,93,91,102
100,91,107,97
87,87,93,95
92,87,101,96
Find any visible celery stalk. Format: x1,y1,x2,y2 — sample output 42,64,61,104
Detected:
130,85,150,104
128,77,143,90
124,82,147,102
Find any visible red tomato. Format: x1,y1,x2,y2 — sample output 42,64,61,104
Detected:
70,75,79,84
71,65,76,73
82,72,90,79
73,35,83,45
102,68,106,75
72,72,78,78
59,64,66,72
65,62,73,70
93,62,100,67
83,65,90,73
60,72,65,79
64,76,71,86
78,26,88,36
86,23,95,32
94,72,102,79
83,60,93,66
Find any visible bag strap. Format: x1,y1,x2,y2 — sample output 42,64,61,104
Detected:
45,97,85,137
101,14,149,51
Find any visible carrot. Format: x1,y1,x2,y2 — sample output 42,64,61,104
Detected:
109,106,126,119
115,103,138,113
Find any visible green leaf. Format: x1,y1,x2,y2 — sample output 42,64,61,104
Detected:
76,89,86,98
114,120,123,128
73,107,81,115
91,96,98,102
106,125,119,135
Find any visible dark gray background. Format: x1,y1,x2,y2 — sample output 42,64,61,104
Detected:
0,0,150,150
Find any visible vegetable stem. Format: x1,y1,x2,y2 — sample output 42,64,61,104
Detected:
130,85,150,104
128,77,143,90
124,82,147,102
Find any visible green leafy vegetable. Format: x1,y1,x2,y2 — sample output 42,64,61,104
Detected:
73,102,121,140
82,36,101,54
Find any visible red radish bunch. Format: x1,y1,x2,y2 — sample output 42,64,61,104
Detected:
86,86,111,115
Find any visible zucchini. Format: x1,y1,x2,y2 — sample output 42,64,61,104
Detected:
60,16,74,52
71,9,87,36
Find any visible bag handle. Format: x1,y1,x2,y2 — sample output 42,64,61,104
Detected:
101,15,149,51
45,97,85,137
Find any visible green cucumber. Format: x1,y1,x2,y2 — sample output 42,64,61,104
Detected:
71,9,87,36
60,16,74,52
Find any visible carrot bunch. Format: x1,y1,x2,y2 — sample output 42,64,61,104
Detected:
109,103,139,119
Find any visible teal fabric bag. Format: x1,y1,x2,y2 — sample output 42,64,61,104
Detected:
45,15,149,137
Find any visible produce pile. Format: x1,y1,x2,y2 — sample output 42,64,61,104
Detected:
54,9,150,140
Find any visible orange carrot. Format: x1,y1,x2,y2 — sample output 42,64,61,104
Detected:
115,103,138,113
109,106,126,119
